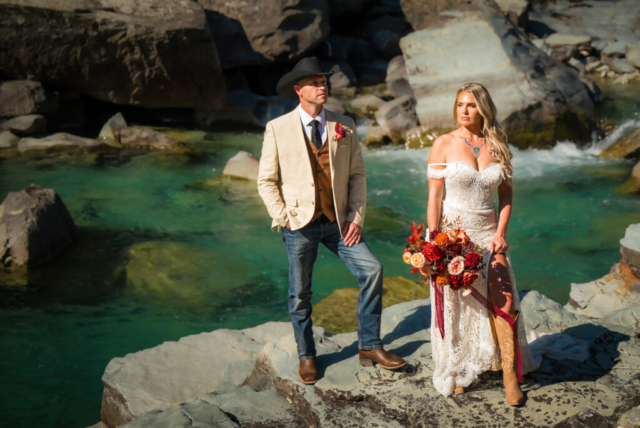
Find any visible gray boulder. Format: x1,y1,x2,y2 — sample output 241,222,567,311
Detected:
98,113,127,143
385,55,414,98
222,151,259,181
101,323,293,427
545,33,592,48
520,290,592,333
374,96,419,144
600,305,640,330
0,184,77,268
0,80,59,117
18,133,112,153
198,0,330,68
1,114,46,135
0,1,226,109
604,56,638,74
0,131,19,148
621,223,640,271
329,71,356,97
566,263,640,319
400,0,595,148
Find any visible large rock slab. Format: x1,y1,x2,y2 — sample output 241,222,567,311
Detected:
0,1,226,109
349,94,386,119
101,325,292,427
0,80,59,117
246,297,640,427
18,133,112,153
0,184,77,268
400,0,596,148
222,151,259,181
566,261,640,319
198,0,330,68
120,400,237,428
520,290,593,333
1,114,46,135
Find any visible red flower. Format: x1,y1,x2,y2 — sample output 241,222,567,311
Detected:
463,271,479,286
423,244,443,262
434,260,445,272
430,229,440,241
450,274,464,290
335,123,347,140
465,253,482,270
407,222,425,245
411,267,419,274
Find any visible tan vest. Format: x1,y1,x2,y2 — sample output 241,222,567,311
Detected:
304,131,336,223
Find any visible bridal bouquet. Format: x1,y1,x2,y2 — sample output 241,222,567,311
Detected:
403,222,485,296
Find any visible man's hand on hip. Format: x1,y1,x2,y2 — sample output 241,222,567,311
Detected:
342,221,362,247
285,221,290,229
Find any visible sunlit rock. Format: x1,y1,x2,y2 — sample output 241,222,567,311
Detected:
98,113,127,144
601,128,640,159
374,96,418,145
0,131,19,149
616,161,640,195
222,151,259,181
349,94,386,119
119,127,186,152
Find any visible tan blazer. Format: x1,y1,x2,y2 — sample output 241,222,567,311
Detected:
257,107,366,234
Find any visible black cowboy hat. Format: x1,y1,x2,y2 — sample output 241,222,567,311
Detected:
276,57,340,99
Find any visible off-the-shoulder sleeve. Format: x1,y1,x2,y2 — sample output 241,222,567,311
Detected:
427,163,447,180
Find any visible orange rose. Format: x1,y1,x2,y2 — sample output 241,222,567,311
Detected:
447,256,465,276
463,271,479,286
403,250,412,265
423,244,444,261
434,233,448,246
435,275,450,287
455,229,470,244
447,230,457,243
410,252,426,268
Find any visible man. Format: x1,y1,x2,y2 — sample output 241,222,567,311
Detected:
257,57,407,385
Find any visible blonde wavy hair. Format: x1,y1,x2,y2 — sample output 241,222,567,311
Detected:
453,83,513,180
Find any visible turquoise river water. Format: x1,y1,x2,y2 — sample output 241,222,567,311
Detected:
1,84,640,427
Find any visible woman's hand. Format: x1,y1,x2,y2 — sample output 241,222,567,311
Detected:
490,235,509,254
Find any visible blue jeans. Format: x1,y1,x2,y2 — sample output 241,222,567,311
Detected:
282,214,383,360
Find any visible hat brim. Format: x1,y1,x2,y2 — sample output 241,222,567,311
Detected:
276,64,340,99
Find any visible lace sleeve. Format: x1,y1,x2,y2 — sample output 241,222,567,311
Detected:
428,163,447,180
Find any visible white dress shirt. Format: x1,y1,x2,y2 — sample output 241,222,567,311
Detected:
298,105,327,146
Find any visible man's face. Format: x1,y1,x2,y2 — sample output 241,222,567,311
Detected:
294,75,328,105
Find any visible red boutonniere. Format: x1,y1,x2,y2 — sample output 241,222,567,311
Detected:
334,123,352,141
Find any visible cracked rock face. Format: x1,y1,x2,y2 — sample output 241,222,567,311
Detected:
0,0,226,109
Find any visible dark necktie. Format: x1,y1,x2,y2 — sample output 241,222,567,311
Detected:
311,120,322,150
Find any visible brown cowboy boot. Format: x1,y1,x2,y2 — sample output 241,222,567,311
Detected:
299,358,319,385
359,348,407,370
493,312,525,406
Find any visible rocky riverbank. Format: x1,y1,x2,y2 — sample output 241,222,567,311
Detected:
90,223,640,427
2,0,639,153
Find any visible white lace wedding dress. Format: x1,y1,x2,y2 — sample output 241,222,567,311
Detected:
427,161,538,396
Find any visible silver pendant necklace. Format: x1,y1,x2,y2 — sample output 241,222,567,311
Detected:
464,138,485,159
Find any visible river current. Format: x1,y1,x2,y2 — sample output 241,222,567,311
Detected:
1,84,639,427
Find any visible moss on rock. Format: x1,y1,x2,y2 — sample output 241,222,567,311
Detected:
600,128,640,159
506,110,592,150
312,276,429,334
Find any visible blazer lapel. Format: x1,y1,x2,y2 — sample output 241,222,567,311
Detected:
325,110,338,181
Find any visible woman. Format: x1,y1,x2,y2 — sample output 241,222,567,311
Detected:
426,83,537,405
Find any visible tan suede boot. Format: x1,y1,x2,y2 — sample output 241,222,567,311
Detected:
493,312,525,406
453,387,465,395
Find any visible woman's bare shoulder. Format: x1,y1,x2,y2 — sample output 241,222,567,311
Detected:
431,132,457,154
